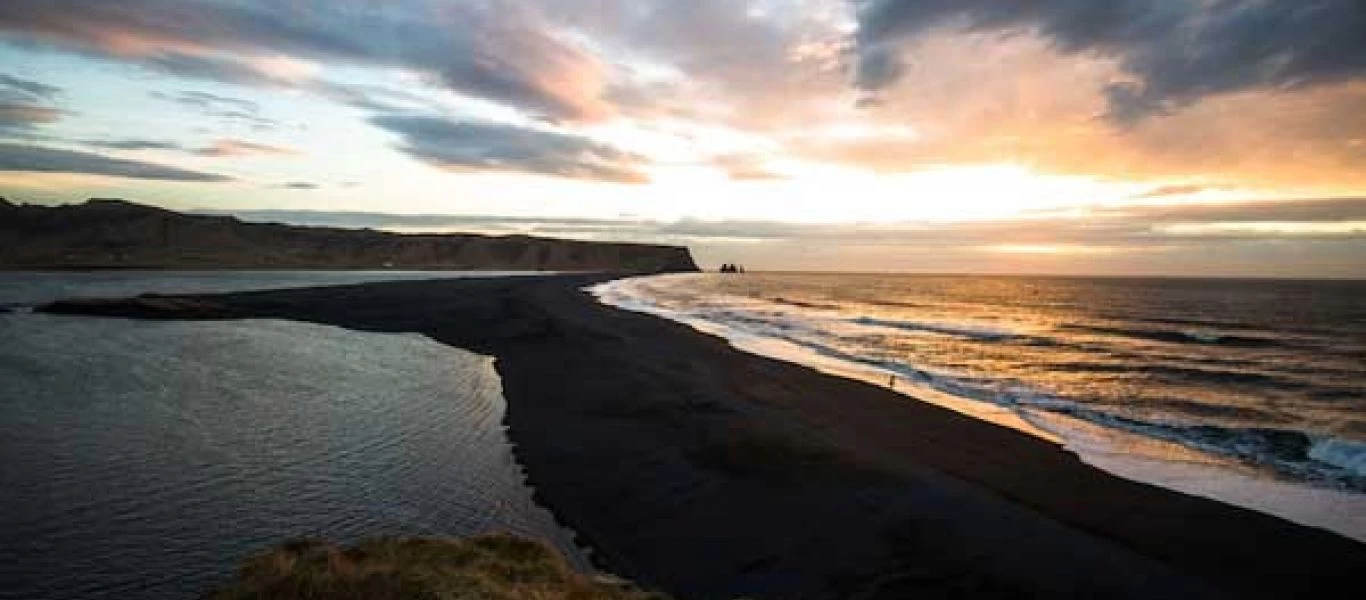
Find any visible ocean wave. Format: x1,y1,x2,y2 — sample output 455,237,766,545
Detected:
861,355,1361,489
589,275,1366,494
769,296,843,310
849,316,1019,341
1045,407,1366,491
1061,324,1284,348
1054,361,1301,388
767,339,1356,488
1310,438,1366,477
854,344,1366,490
862,298,934,309
1129,314,1256,330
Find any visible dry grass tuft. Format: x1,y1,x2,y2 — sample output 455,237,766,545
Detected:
205,534,670,600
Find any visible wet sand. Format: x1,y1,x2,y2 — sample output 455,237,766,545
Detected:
43,274,1366,599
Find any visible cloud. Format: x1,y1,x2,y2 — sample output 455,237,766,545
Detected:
851,0,1366,123
0,73,61,100
0,143,230,181
791,38,1366,187
83,139,186,151
191,198,1366,276
159,90,259,114
150,90,279,130
79,136,297,158
712,154,786,181
0,73,64,131
196,138,299,157
1134,184,1208,199
0,103,61,129
274,182,319,190
2,0,1360,195
310,81,437,112
141,52,285,88
213,197,1366,242
0,0,612,121
370,114,648,183
1102,197,1366,225
204,209,622,230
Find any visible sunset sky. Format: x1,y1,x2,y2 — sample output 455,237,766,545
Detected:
1,0,1364,276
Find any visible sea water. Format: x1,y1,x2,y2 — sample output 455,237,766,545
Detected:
592,273,1366,541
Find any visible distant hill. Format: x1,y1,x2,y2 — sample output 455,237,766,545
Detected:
0,199,699,272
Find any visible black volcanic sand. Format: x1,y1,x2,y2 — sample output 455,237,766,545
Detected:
43,275,1366,599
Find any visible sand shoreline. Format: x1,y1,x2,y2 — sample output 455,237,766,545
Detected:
42,274,1366,599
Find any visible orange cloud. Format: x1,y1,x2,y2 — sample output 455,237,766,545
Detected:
0,103,62,126
196,139,300,158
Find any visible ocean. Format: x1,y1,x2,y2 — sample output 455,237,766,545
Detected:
0,272,580,600
592,273,1366,540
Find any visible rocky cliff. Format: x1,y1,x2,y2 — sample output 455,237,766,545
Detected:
0,199,699,272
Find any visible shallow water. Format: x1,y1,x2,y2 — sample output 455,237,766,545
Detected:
0,272,580,600
592,273,1366,540
0,269,536,307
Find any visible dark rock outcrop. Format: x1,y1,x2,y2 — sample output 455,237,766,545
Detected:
0,199,699,272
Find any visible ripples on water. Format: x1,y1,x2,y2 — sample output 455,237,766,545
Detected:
0,273,578,600
593,273,1366,540
0,270,535,307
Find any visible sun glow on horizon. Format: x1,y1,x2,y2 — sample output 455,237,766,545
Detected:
622,161,1152,224
984,244,1130,255
1,1,1363,276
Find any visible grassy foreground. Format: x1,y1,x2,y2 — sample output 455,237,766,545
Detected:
204,534,670,600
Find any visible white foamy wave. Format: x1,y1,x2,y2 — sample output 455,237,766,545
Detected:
849,316,1018,341
589,274,1366,541
592,276,1364,485
1183,330,1223,343
1311,438,1366,477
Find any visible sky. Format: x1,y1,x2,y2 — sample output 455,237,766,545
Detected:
1,0,1364,276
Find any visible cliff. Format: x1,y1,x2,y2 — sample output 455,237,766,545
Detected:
0,199,698,272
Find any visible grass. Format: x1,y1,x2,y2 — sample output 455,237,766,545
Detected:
204,534,671,600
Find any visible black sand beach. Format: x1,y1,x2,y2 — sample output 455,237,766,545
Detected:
43,274,1366,599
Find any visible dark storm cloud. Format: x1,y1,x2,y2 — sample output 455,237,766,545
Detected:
852,0,1366,123
370,115,648,184
0,0,608,120
0,143,230,181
